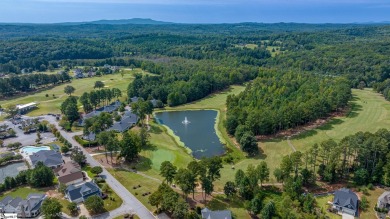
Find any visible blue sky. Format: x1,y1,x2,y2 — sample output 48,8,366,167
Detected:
0,0,390,23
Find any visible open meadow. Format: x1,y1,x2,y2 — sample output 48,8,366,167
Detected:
0,69,143,118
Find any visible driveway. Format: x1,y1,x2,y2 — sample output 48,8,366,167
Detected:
42,115,156,219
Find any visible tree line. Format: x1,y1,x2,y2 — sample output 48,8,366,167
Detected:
279,128,390,186
226,69,352,136
149,157,223,218
0,162,55,192
0,72,71,97
79,86,122,113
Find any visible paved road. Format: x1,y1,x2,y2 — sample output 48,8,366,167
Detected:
42,116,156,219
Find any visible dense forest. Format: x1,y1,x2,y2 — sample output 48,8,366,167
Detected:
0,72,71,97
226,69,352,135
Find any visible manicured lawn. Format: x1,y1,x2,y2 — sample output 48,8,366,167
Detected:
98,182,123,211
113,215,140,219
107,168,160,212
207,195,251,219
139,121,194,178
0,68,145,117
57,197,73,216
220,89,390,183
316,195,340,219
0,186,47,199
359,187,385,219
291,89,390,150
81,165,95,179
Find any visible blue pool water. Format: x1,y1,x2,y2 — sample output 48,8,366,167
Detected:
20,146,51,156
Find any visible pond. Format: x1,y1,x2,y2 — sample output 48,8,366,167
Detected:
155,110,225,159
0,162,28,183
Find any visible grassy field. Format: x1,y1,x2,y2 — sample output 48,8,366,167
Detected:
152,88,390,190
0,186,47,199
99,182,123,211
216,89,390,187
235,44,258,49
359,187,385,219
113,215,141,219
0,69,144,117
108,168,160,212
315,187,385,219
316,195,340,219
290,89,390,150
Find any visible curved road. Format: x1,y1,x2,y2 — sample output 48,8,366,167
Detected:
42,116,156,219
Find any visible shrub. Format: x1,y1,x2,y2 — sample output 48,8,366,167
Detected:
74,136,98,147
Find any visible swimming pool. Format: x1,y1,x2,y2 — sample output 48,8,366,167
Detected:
20,146,51,156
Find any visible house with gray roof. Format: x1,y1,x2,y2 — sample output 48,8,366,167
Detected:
201,208,232,219
332,188,359,217
0,194,46,218
108,110,138,132
377,191,390,210
130,96,139,103
66,181,101,203
29,150,63,169
82,132,96,141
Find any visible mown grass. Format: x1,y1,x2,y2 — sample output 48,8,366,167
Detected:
154,88,390,188
316,195,340,219
98,182,123,212
0,68,146,118
0,186,46,199
107,168,160,212
113,215,141,219
291,89,390,151
359,187,385,219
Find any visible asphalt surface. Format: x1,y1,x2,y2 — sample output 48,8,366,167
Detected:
42,115,156,219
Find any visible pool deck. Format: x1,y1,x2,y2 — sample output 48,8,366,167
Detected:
19,146,51,166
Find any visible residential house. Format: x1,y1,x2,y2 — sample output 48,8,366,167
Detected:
0,194,46,218
201,208,232,219
73,68,84,79
150,99,157,108
377,191,390,210
130,96,139,103
54,161,84,186
29,150,63,169
82,132,96,142
66,182,102,203
108,110,138,132
332,188,359,217
80,100,121,125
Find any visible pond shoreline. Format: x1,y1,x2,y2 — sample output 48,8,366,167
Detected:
0,159,25,167
153,109,227,159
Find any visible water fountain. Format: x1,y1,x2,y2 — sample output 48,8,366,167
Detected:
182,116,190,125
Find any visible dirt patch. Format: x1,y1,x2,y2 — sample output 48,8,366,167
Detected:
257,107,350,140
84,146,105,154
94,154,121,168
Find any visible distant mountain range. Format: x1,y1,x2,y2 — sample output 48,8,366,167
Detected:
60,18,173,25
1,18,389,26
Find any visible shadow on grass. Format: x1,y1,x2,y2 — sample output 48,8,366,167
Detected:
134,156,153,171
317,118,344,131
207,194,245,210
149,123,163,134
346,101,363,119
291,129,318,140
